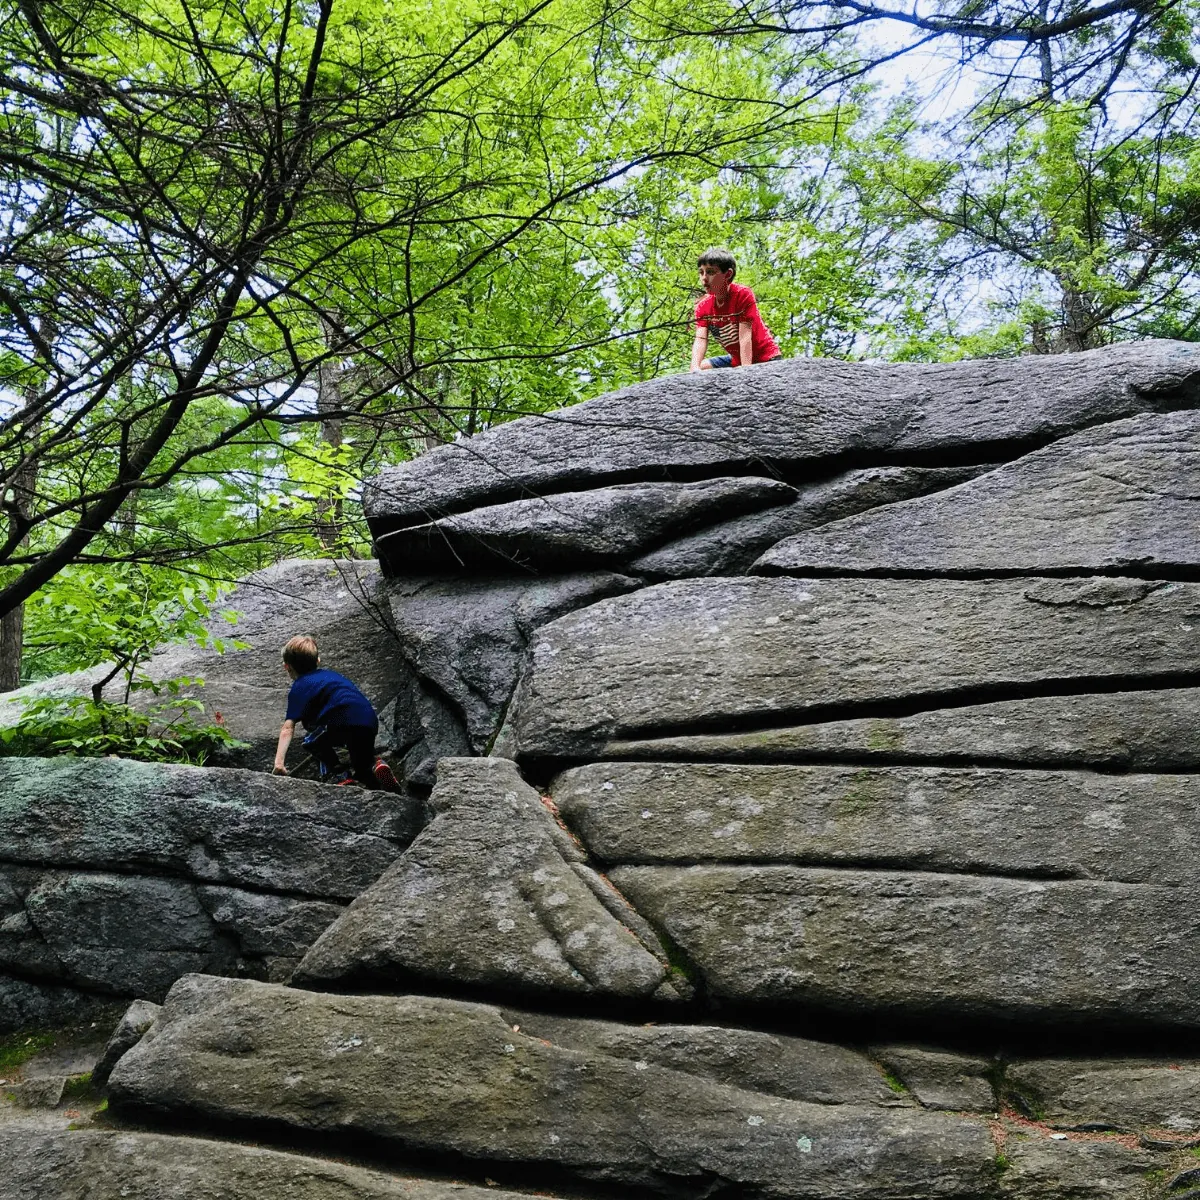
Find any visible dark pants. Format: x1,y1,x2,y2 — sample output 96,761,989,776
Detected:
306,722,378,787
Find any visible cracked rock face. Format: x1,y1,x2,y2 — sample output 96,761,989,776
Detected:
0,759,415,1023
16,343,1200,1200
294,757,683,1000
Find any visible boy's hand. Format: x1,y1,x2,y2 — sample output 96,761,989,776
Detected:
273,765,288,775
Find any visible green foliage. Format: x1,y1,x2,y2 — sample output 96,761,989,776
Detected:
0,689,246,765
0,1031,55,1073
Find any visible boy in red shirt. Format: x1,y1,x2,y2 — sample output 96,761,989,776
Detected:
689,247,781,370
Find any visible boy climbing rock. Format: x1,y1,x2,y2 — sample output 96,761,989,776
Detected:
272,634,398,790
690,247,781,371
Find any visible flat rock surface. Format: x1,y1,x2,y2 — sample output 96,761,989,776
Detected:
376,477,794,574
633,465,989,578
996,1137,1158,1199
110,974,999,1199
363,341,1200,531
610,866,1200,1026
504,1009,898,1105
550,762,1200,884
757,410,1200,576
0,1125,542,1200
294,758,679,1000
1003,1057,1200,1132
0,756,413,898
509,576,1200,757
601,688,1200,771
874,1046,997,1112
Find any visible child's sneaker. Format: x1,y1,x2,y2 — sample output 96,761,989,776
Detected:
373,757,400,793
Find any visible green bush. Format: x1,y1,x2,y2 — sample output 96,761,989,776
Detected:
0,680,246,766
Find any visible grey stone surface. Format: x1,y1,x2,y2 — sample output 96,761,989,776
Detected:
508,576,1200,757
633,465,990,578
377,477,794,574
0,560,408,770
0,976,115,1035
93,1000,162,1090
550,762,1200,884
997,1136,1158,1199
1004,1058,1200,1132
874,1047,996,1112
8,1075,66,1107
610,866,1200,1025
363,340,1200,532
757,410,1200,577
503,1010,898,1105
389,658,472,788
389,570,639,754
0,866,344,999
295,758,681,1000
110,974,999,1199
601,688,1200,771
0,1125,542,1200
0,756,417,898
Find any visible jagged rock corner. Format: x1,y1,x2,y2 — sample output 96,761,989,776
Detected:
4,339,1200,1199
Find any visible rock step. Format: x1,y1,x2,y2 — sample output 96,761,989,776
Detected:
550,761,1200,884
599,687,1200,772
507,576,1200,758
108,974,1000,1200
611,866,1200,1026
363,341,1200,533
755,410,1200,578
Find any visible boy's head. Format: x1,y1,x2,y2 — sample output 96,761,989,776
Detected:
697,247,736,296
281,635,320,677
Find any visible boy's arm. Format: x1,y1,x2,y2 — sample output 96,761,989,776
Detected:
738,322,754,366
273,719,295,774
690,325,708,372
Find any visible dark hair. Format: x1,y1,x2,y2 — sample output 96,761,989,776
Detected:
697,247,737,278
281,634,319,674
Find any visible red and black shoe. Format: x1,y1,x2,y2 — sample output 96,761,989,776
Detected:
372,757,400,793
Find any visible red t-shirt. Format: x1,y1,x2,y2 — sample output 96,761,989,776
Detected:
694,282,780,366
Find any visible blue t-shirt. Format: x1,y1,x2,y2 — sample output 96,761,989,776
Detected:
285,668,377,731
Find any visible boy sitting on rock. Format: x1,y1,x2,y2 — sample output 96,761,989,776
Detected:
690,246,781,371
272,634,397,790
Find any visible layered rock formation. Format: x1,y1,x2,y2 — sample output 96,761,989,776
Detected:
6,340,1200,1200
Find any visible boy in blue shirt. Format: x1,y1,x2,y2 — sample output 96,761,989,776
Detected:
272,634,397,790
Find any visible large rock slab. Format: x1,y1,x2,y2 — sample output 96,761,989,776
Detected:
389,570,638,754
0,866,343,997
0,560,407,770
0,756,416,897
508,576,1200,757
376,477,794,574
633,465,989,578
550,762,1200,884
997,1137,1158,1200
363,340,1200,532
757,410,1200,577
0,1125,541,1200
110,974,999,1199
295,758,682,1001
600,688,1200,771
610,866,1200,1026
1003,1057,1200,1132
503,1009,899,1105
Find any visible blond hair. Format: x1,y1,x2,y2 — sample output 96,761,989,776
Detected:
281,635,319,674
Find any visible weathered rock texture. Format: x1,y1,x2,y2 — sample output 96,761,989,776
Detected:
110,974,1000,1200
295,758,683,1001
757,409,1200,577
0,758,414,1025
16,342,1200,1200
363,339,1200,532
0,1126,540,1200
509,575,1200,757
601,687,1200,770
376,477,795,573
